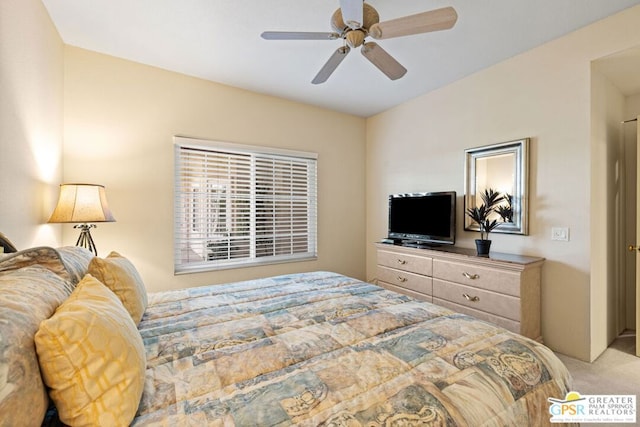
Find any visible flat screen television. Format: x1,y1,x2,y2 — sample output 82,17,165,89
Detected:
388,191,456,246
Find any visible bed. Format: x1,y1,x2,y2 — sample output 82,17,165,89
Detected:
0,247,574,426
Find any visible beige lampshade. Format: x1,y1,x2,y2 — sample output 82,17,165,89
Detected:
48,184,116,223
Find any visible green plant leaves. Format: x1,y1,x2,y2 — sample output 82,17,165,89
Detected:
466,188,509,240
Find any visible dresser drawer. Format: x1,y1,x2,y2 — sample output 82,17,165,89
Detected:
378,250,432,276
432,278,520,321
432,297,520,334
377,266,432,296
433,259,520,297
379,281,432,303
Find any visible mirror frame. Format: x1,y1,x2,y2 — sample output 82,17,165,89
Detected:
464,138,529,235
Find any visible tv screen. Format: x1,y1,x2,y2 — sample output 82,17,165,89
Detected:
388,191,456,246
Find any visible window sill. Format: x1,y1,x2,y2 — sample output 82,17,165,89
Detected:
174,254,318,275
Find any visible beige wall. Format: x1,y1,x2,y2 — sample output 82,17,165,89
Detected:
366,5,640,361
590,67,625,357
63,47,366,291
0,0,64,247
626,93,640,117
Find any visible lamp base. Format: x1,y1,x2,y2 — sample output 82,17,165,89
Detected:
74,223,98,256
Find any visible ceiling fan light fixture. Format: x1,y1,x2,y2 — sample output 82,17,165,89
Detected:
362,3,380,30
345,29,365,48
331,9,348,33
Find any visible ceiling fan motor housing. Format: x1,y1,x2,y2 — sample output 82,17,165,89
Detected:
331,3,380,48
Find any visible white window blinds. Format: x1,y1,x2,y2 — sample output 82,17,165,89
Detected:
174,137,317,273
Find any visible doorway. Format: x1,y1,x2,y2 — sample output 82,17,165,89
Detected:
621,118,638,356
592,46,640,358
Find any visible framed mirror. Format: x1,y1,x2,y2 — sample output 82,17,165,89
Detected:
464,138,529,235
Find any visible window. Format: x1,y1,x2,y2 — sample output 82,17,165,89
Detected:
174,137,317,273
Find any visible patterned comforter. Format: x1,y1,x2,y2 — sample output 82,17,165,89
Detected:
134,271,572,426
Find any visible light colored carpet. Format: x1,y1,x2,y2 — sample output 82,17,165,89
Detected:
554,333,639,426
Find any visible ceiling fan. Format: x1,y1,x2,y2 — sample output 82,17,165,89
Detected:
261,0,458,84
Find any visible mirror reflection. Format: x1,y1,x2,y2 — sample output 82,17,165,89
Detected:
464,139,529,235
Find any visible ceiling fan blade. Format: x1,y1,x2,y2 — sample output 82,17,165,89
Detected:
369,6,457,40
361,42,407,80
340,0,364,29
312,46,351,84
261,31,340,41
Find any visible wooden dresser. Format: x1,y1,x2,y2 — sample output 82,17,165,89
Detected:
375,242,544,341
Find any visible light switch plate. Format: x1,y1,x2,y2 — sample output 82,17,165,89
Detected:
551,227,570,241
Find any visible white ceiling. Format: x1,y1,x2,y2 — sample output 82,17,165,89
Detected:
42,0,640,117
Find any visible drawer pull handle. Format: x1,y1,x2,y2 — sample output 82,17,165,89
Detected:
463,293,480,302
397,276,407,283
462,272,479,280
397,259,407,265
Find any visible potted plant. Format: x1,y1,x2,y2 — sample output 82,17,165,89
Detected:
466,188,503,256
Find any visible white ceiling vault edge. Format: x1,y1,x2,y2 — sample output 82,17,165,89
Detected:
43,0,640,117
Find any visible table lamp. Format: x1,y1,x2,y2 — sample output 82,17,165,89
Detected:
48,183,116,255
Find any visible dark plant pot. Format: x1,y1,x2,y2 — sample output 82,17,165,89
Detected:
475,239,491,257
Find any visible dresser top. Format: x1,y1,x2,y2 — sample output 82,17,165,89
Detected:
376,242,544,267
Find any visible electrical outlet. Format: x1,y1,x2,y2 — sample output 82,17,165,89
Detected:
551,227,570,241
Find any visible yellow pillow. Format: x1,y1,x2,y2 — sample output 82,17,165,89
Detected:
88,251,148,324
35,274,146,427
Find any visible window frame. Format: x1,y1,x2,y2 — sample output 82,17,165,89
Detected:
173,136,318,274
